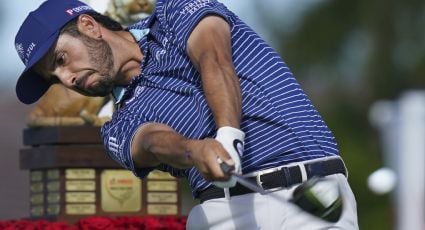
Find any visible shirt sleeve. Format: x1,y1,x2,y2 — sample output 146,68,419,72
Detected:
101,111,155,178
160,0,232,52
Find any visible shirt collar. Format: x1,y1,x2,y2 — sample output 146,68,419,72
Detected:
129,28,150,42
112,86,126,104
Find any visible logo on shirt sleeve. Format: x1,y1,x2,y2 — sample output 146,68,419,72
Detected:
180,0,211,15
108,137,120,154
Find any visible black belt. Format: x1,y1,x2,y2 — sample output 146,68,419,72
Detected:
198,157,346,203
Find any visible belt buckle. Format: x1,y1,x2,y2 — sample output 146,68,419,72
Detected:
255,167,281,189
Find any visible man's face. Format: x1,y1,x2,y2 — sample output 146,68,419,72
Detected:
36,32,115,97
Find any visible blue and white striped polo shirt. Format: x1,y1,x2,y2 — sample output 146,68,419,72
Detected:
101,0,340,197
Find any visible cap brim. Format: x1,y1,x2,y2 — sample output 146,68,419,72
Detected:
15,31,59,104
16,69,50,104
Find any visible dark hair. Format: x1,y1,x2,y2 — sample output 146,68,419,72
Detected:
60,11,123,36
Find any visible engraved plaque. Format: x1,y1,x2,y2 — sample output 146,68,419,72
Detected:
47,181,60,192
147,170,174,180
66,169,95,179
66,204,96,215
47,169,60,180
66,180,96,191
30,194,44,205
147,181,177,191
47,204,60,215
30,182,44,193
31,171,43,182
147,204,178,215
66,192,96,203
31,206,44,216
101,170,141,212
147,192,178,203
47,193,61,203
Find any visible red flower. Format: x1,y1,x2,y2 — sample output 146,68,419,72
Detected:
77,217,114,230
0,216,187,230
143,216,163,229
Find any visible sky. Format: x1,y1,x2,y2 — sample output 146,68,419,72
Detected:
0,0,320,87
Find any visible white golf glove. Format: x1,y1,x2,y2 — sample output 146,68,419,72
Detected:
213,126,245,188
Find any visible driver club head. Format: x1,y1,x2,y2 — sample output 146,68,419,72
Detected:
290,177,343,222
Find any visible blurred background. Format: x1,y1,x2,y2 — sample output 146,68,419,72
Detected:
0,0,424,229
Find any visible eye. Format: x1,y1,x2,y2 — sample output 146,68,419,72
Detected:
55,53,66,66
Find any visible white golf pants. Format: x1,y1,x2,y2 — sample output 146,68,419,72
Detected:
187,174,358,230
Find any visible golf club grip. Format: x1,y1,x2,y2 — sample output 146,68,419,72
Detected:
219,161,233,174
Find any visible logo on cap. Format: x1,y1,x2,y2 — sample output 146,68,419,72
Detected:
15,42,36,65
65,5,92,16
65,9,74,15
15,43,25,61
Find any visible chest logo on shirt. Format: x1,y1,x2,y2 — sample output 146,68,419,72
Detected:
125,86,145,106
155,50,166,62
162,37,169,47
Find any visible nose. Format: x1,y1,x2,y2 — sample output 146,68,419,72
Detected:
52,68,77,88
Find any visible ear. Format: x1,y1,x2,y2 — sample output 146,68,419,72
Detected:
77,14,102,39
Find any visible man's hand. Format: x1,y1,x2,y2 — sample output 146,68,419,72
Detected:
213,126,245,188
186,138,233,181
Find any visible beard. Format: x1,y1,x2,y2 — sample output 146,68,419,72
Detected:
76,34,115,97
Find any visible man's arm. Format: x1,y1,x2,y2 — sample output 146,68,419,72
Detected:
131,123,232,181
186,16,245,188
186,16,242,129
